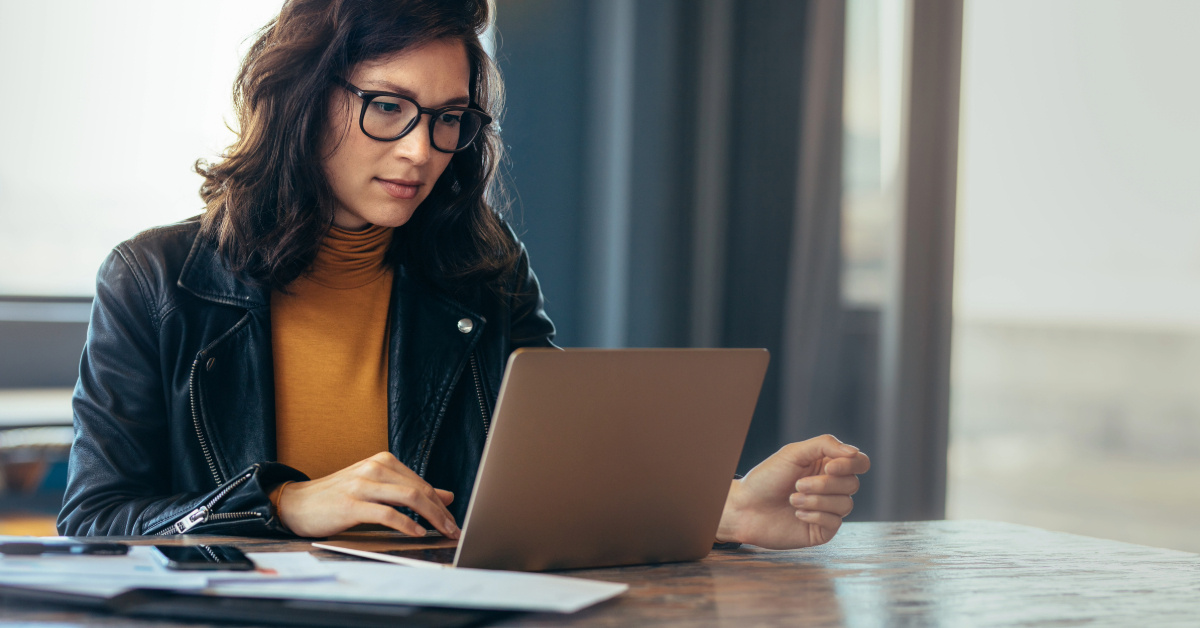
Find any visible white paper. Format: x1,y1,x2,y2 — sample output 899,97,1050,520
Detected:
189,550,333,584
2,573,209,595
0,541,333,595
0,546,175,581
208,560,628,613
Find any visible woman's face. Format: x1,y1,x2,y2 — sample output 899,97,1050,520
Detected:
322,38,470,231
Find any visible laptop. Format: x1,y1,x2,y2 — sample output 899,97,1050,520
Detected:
318,348,769,572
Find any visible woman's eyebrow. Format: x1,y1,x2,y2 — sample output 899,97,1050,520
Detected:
360,81,470,107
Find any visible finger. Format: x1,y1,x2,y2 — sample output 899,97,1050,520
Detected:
356,459,458,535
790,493,854,517
794,509,843,540
777,435,860,468
357,456,456,511
795,474,860,496
355,501,426,537
356,480,460,539
823,452,871,476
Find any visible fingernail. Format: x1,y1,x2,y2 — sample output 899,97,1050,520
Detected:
789,494,806,507
840,444,859,455
413,526,428,537
445,519,460,538
795,509,813,519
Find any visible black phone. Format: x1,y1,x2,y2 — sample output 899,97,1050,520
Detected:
152,545,255,571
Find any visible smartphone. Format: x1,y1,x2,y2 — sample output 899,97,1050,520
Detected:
152,545,255,571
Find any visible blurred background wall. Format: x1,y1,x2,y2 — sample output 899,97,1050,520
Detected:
0,0,1196,552
948,0,1200,551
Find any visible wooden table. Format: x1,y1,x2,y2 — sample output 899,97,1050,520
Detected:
3,520,1198,626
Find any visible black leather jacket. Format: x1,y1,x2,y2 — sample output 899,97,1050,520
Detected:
58,219,555,536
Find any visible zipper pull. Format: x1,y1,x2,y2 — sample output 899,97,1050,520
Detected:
173,506,210,534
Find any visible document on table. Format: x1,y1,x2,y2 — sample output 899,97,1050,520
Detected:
0,539,334,595
0,544,626,614
208,558,629,614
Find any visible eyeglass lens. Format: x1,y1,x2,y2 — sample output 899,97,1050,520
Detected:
363,96,485,151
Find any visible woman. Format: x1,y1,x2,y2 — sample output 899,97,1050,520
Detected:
58,0,869,550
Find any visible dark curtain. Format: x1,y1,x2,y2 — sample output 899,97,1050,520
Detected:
496,0,864,494
496,0,961,521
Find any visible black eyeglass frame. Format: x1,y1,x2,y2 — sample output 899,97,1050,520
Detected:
335,77,493,153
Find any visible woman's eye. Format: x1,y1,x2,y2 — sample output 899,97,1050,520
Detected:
438,113,462,126
372,101,402,114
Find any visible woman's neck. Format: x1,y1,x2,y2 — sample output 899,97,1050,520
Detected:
302,224,393,290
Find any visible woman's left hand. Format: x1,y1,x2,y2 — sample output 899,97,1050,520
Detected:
715,434,870,550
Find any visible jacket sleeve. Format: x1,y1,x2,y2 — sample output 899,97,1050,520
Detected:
57,247,306,537
508,238,558,350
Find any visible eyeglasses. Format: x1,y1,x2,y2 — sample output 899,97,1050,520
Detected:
335,78,492,153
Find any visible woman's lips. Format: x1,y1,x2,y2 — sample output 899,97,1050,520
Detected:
377,178,419,200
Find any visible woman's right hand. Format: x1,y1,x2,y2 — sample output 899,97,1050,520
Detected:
275,452,460,539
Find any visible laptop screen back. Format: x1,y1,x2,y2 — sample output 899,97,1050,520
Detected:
454,348,769,571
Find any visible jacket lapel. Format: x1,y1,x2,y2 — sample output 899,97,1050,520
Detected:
388,266,487,476
177,234,276,481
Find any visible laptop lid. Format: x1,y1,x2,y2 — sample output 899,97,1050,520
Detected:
453,348,769,571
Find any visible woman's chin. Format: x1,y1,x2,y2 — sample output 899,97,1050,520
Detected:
365,213,415,229
333,204,418,230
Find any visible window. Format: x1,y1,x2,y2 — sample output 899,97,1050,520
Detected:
949,0,1200,552
0,1,284,296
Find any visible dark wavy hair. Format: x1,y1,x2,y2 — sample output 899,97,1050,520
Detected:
196,0,518,291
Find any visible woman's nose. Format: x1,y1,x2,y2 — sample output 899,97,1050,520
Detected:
392,115,432,165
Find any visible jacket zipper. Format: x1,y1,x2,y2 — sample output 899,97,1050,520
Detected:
469,352,491,438
155,470,261,535
160,358,253,536
189,356,223,488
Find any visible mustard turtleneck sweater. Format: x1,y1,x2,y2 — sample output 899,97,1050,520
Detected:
271,224,394,480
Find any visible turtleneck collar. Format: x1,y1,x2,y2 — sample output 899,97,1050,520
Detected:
305,223,394,289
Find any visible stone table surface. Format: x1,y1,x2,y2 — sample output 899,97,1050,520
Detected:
2,520,1198,626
